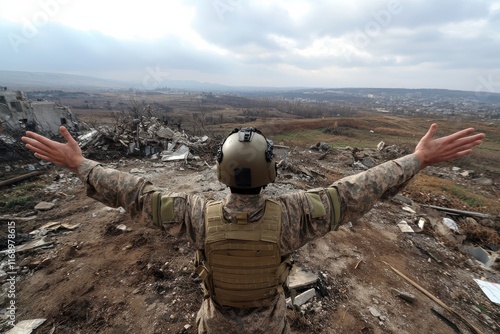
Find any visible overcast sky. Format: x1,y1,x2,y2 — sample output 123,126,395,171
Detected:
1,0,499,92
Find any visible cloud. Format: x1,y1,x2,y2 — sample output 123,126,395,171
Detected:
0,0,499,90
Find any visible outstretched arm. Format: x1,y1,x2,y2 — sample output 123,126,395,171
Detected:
331,123,485,224
413,123,485,169
22,126,84,173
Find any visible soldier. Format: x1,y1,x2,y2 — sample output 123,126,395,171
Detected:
22,124,484,334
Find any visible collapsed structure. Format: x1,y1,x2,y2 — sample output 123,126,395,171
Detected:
0,87,79,135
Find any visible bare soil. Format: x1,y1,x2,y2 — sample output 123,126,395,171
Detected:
1,142,499,334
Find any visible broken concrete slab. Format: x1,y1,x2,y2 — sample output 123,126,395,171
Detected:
288,267,318,290
156,127,175,139
466,246,494,267
5,318,46,334
397,220,414,233
286,288,316,308
34,201,55,211
0,237,53,255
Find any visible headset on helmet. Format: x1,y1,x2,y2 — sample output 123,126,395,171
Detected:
216,127,277,189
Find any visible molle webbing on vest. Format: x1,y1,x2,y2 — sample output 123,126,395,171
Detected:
201,199,290,308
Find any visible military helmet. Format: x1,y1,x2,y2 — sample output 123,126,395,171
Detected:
216,127,277,189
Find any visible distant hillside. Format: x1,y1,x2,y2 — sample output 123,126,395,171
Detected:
0,70,298,92
0,70,134,90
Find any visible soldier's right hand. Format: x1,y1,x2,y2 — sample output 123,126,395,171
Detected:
22,126,85,173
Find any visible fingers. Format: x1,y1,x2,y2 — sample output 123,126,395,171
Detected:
441,127,477,144
22,133,59,157
422,123,438,141
59,126,78,146
444,133,485,152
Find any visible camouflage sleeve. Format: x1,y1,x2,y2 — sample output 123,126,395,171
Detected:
331,154,421,224
150,191,206,248
278,188,336,254
77,159,206,247
277,154,421,253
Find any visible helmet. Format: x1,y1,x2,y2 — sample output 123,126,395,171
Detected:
217,127,277,189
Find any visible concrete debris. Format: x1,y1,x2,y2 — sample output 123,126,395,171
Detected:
369,306,382,318
418,218,426,230
0,237,53,255
5,318,46,334
161,144,198,162
116,224,128,232
397,220,414,233
286,288,316,308
390,288,416,303
353,161,369,170
466,246,495,267
77,116,209,159
460,170,470,177
442,217,459,232
29,222,80,238
377,141,385,151
361,157,376,168
310,142,330,151
473,177,493,186
34,201,55,211
402,206,416,214
288,268,318,290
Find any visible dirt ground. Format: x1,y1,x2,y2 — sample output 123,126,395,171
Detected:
1,144,499,334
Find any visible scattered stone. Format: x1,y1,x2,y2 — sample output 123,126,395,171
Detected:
288,268,318,290
286,288,316,308
473,177,493,186
116,224,128,232
397,220,414,233
5,318,46,334
130,168,146,174
402,206,416,214
390,288,416,303
353,161,368,170
369,306,381,317
34,201,55,211
467,246,494,267
417,218,426,230
361,157,376,168
377,141,385,151
442,217,458,232
460,170,470,177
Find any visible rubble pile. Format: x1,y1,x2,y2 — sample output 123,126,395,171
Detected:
78,116,211,160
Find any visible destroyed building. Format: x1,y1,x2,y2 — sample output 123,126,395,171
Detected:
0,86,79,135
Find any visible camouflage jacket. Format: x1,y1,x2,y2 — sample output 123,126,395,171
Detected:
77,154,421,334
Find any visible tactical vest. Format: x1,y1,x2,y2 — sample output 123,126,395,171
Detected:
196,199,292,308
